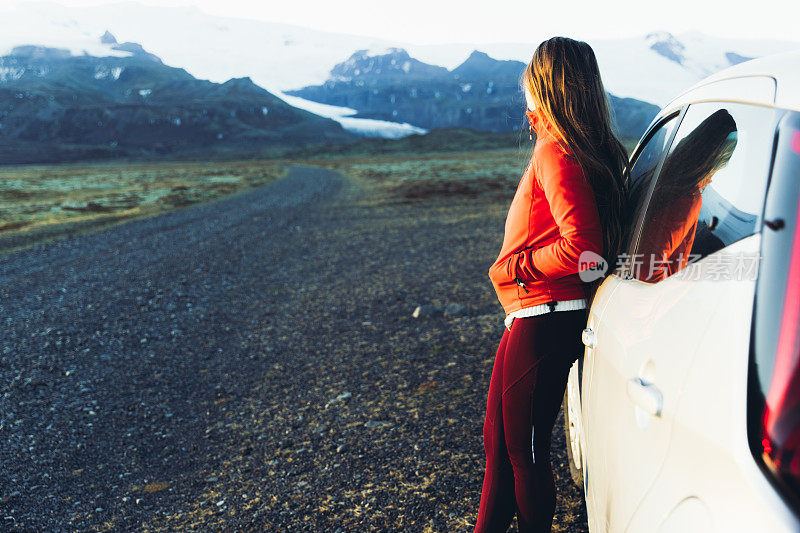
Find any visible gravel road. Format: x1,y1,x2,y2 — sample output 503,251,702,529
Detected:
0,165,588,531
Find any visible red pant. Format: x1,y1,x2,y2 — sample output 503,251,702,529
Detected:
475,310,585,532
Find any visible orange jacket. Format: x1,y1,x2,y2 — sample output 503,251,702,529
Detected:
488,108,603,315
636,192,702,283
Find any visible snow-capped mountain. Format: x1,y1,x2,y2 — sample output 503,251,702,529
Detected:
2,1,798,107
0,1,394,94
2,0,799,144
0,44,355,164
329,48,449,82
410,31,800,106
288,48,660,138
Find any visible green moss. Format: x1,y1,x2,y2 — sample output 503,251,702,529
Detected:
0,159,286,252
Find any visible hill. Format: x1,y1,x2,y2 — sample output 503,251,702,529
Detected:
0,44,355,164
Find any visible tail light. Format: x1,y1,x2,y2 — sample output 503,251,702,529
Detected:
751,118,800,511
761,178,800,492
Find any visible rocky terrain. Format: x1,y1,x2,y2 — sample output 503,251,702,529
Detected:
0,164,588,531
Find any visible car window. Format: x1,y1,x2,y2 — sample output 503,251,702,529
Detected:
631,102,777,283
618,114,680,273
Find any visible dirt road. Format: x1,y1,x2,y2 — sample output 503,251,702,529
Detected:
0,165,587,531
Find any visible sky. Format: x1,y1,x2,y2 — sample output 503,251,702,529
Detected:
7,0,800,45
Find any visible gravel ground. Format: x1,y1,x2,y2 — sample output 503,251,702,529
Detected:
0,165,588,531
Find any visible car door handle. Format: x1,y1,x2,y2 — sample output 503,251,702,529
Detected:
582,328,596,348
627,378,663,417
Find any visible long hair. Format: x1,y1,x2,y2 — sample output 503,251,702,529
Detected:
650,109,737,206
523,37,629,271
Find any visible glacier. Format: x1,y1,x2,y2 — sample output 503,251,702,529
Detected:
278,93,427,139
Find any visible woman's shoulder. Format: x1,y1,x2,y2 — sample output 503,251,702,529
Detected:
533,136,581,177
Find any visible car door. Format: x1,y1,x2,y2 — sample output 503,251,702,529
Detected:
585,101,778,532
625,102,782,531
581,111,682,532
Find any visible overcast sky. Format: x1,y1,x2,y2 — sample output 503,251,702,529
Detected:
9,0,800,44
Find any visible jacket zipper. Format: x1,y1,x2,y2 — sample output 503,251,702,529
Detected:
509,241,546,294
506,255,530,293
508,161,536,297
515,278,529,293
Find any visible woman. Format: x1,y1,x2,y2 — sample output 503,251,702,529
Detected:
636,109,737,282
477,37,628,532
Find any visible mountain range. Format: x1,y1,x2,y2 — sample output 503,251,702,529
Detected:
0,41,353,164
1,1,799,163
287,48,660,137
4,2,797,106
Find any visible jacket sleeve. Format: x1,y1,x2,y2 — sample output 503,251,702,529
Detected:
510,144,603,282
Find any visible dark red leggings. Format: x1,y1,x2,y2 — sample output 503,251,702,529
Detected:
475,310,585,533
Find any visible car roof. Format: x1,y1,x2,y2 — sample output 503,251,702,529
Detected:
659,50,800,116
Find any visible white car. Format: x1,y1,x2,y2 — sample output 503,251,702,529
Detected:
565,51,800,532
